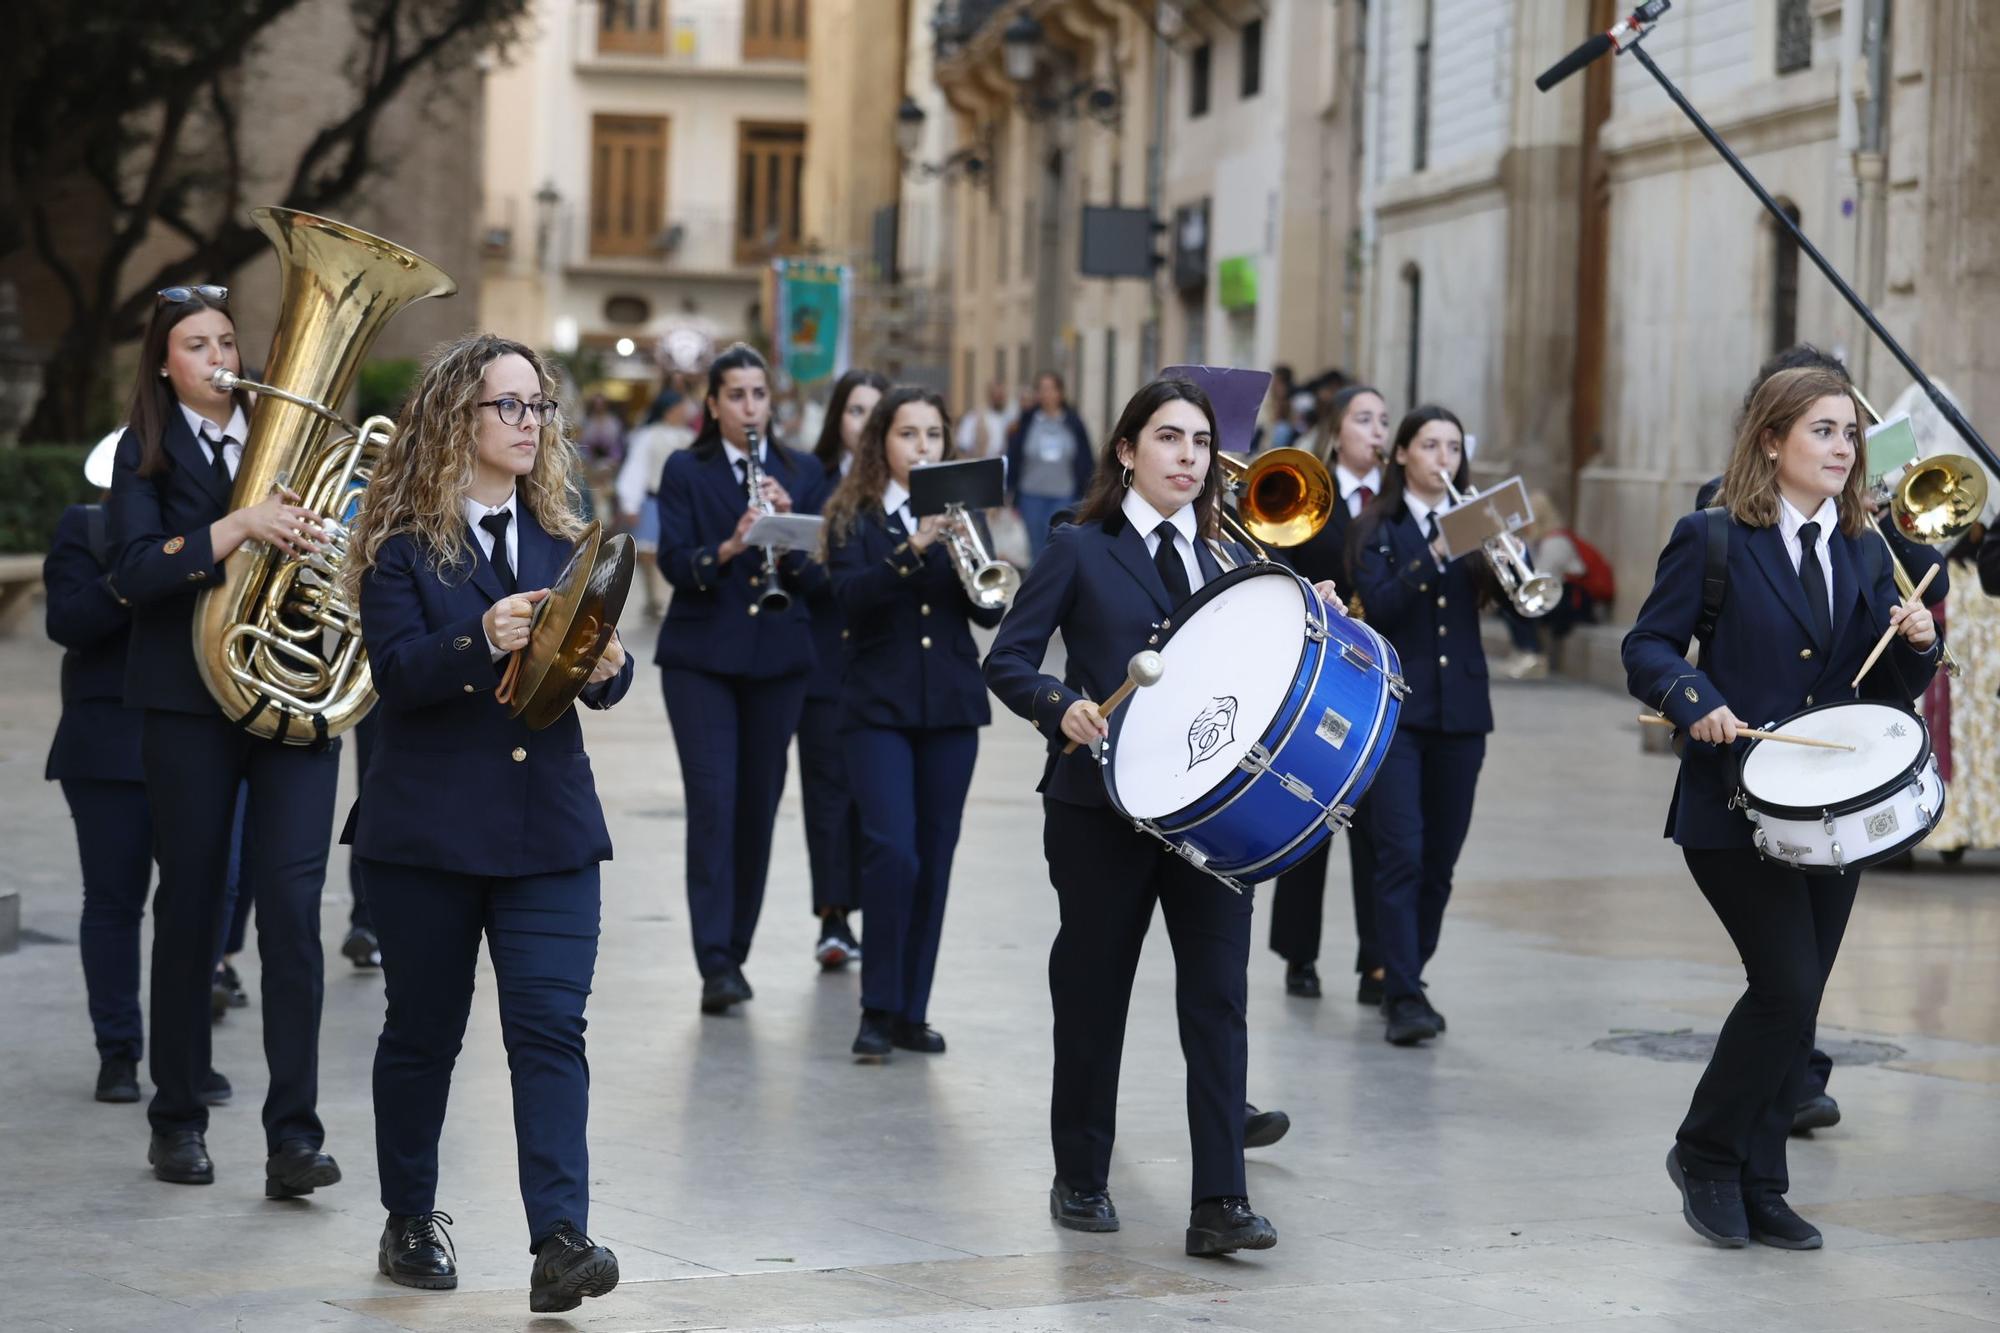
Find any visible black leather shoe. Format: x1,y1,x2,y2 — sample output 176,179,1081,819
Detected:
1384,995,1441,1046
529,1223,619,1313
342,926,383,970
149,1130,214,1185
735,967,755,1000
1664,1146,1749,1247
852,1010,893,1060
96,1058,141,1104
265,1139,342,1199
1746,1193,1824,1250
1244,1104,1291,1149
1284,962,1322,998
1186,1196,1277,1256
1421,994,1447,1032
1049,1178,1119,1232
1356,972,1385,1006
201,1068,232,1107
1790,1092,1841,1135
700,970,752,1014
891,1019,946,1053
379,1211,458,1289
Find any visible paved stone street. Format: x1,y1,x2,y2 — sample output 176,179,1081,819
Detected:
2,616,1998,1332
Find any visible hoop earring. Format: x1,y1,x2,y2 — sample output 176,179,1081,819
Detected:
1121,465,1133,488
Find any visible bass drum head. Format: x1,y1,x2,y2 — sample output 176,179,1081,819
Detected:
1106,565,1311,821
1739,700,1928,819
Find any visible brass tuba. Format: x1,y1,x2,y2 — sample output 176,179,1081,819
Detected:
194,207,456,744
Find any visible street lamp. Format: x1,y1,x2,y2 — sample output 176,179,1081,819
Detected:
1002,8,1043,84
533,180,561,266
894,97,989,183
998,6,1120,125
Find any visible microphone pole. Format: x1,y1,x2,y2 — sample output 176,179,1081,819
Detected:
1536,4,1997,478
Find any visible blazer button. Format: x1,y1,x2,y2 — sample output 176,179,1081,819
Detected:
920,603,932,616
920,636,933,649
463,684,476,694
1438,625,1448,637
1161,617,1172,629
1437,596,1447,609
186,571,205,582
1799,648,1813,660
1438,655,1449,667
453,635,473,650
511,746,527,762
1805,695,1815,706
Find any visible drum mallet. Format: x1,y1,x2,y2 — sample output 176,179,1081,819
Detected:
1851,561,1939,688
1637,714,1855,752
1064,650,1165,755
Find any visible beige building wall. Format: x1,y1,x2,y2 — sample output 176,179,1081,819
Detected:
802,0,905,258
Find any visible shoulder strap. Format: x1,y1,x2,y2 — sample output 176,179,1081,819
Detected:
1695,506,1729,643
83,504,111,568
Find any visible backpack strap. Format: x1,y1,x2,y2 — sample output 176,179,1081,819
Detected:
83,504,111,569
1694,506,1729,644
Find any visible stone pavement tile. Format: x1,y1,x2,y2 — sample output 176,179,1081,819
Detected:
1107,1232,1477,1292
1906,1288,2000,1323
583,1195,981,1274
337,1267,981,1331
851,1251,1228,1307
1680,1247,1991,1306
1149,1279,1545,1330
739,1296,1262,1333
1672,1294,2000,1332
1320,1220,1657,1274
1804,1195,2000,1243
1362,1267,1788,1325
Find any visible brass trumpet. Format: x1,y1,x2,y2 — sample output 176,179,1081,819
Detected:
1438,471,1562,618
938,504,1019,610
1216,447,1335,554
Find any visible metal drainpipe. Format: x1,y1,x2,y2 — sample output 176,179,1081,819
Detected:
1146,16,1168,375
1854,0,1890,391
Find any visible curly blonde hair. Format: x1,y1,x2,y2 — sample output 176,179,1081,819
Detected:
343,333,584,599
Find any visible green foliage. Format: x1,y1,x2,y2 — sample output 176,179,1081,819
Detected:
0,444,95,553
356,359,421,422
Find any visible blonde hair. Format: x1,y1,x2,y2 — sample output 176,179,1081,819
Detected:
1717,366,1869,536
343,333,585,599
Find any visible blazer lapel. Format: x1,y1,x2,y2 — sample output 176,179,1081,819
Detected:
1106,522,1173,615
166,413,231,510
463,520,505,603
1828,527,1862,650
515,504,557,595
706,448,749,515
1744,524,1817,642
1194,534,1225,583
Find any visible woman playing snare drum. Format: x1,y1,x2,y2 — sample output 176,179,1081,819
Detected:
1622,365,1937,1252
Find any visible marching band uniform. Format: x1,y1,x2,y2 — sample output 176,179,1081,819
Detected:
985,490,1268,1245
796,467,867,961
1624,500,1937,1246
655,436,828,1006
1349,494,1492,1043
828,488,1000,1053
347,496,633,1293
1270,462,1381,999
109,406,342,1190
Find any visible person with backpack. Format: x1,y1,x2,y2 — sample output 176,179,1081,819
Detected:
1498,490,1614,680
1622,365,1939,1252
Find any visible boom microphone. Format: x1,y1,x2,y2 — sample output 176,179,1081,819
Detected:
1535,0,1672,92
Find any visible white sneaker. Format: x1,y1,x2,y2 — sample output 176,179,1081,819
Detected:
1503,651,1548,681
815,916,861,969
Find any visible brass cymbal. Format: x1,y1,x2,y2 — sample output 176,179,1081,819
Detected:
501,520,636,730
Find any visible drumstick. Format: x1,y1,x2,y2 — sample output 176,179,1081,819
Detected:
1637,714,1855,752
1063,650,1166,755
1850,561,1939,688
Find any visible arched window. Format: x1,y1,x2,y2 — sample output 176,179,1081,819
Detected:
1771,200,1801,356
1402,262,1423,410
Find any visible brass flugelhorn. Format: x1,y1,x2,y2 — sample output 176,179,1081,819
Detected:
1437,470,1562,618
196,207,456,744
939,503,1019,610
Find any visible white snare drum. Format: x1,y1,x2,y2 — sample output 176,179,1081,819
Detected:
1737,700,1945,874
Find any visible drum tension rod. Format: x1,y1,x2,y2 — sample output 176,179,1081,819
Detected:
1236,743,1319,804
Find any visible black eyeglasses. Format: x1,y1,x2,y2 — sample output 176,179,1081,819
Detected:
478,397,560,427
156,284,229,305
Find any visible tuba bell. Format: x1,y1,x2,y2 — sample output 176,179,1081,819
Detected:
194,207,456,743
1216,446,1335,554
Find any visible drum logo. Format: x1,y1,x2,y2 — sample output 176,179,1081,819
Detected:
1884,722,1908,740
1188,696,1239,769
1316,707,1351,749
1865,808,1900,839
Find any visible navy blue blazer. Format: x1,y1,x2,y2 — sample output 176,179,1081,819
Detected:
1622,510,1940,849
795,460,847,703
1697,474,1950,607
984,507,1249,808
343,505,635,877
1350,504,1494,735
1274,490,1360,587
1004,408,1095,503
828,507,1002,731
654,442,827,680
45,505,144,783
107,416,236,714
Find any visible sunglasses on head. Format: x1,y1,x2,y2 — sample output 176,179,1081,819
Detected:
156,284,229,306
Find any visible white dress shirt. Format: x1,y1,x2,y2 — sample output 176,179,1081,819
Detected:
723,438,767,483
179,402,250,478
882,479,916,534
1335,463,1382,518
1122,488,1204,594
1404,491,1449,567
1777,494,1839,620
465,491,521,660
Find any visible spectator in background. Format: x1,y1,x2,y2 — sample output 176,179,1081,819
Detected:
956,380,1015,461
1006,371,1094,561
617,392,697,619
577,395,626,525
1497,489,1612,680
1258,365,1297,451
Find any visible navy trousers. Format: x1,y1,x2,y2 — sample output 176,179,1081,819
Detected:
215,781,252,964
1269,805,1378,973
845,725,978,1023
349,710,379,934
660,668,808,978
141,710,337,1146
363,857,601,1251
59,778,152,1062
1679,848,1858,1197
796,697,864,916
1367,728,1485,1002
1042,798,1251,1205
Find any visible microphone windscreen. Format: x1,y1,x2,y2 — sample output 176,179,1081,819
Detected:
1535,31,1613,92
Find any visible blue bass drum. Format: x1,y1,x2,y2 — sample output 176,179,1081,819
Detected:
1102,562,1406,889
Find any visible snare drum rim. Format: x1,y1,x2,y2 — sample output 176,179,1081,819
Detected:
1104,563,1319,828
1757,754,1947,876
1739,700,1933,823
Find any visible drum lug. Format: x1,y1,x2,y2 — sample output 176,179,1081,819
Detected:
1237,742,1318,804
1821,811,1837,837
1387,672,1409,701
1729,789,1750,812
1325,803,1355,833
1306,619,1328,644
1831,840,1844,872
1130,818,1245,895
1237,742,1273,776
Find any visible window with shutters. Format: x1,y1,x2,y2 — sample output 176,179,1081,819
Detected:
1771,201,1802,355
743,0,808,61
735,121,806,264
599,0,665,55
590,115,668,258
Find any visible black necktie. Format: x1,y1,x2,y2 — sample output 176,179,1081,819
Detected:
734,457,750,497
210,433,233,495
479,510,516,594
1424,513,1440,542
1796,521,1832,649
1153,521,1191,607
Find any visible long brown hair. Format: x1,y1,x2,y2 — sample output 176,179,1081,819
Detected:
812,367,891,471
1350,404,1498,607
819,386,954,553
1310,382,1386,468
1073,377,1223,538
1718,366,1869,536
126,290,252,477
343,333,585,598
